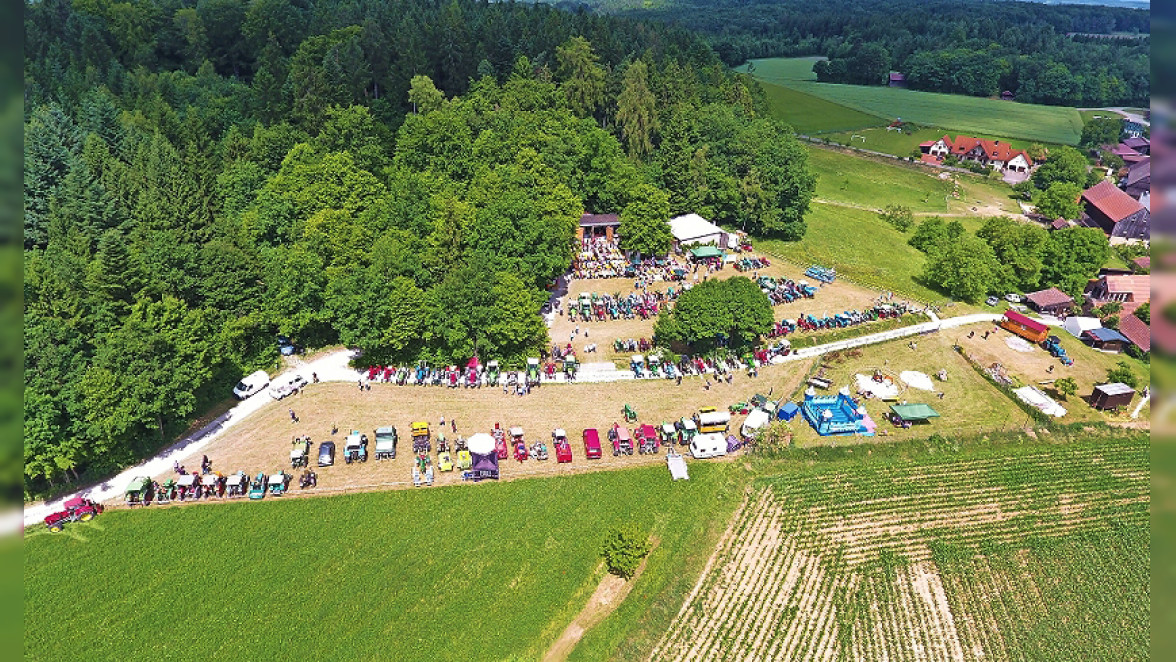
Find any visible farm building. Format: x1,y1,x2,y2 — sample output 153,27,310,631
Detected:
1110,143,1147,165
670,213,730,249
920,135,1034,172
1123,121,1145,138
1079,180,1150,244
1085,273,1150,317
1122,159,1150,203
1117,314,1151,353
1024,287,1074,315
1090,382,1135,410
1083,327,1129,352
887,72,907,88
1001,310,1049,343
1123,136,1150,155
1050,218,1071,230
1063,316,1102,339
579,213,620,242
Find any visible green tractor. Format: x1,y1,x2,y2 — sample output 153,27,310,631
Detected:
563,356,578,381
579,294,593,318
623,404,638,422
526,358,541,387
248,472,268,500
125,476,152,507
487,360,501,385
156,478,176,504
291,435,312,468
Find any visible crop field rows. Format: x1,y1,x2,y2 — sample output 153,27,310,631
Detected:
650,437,1148,661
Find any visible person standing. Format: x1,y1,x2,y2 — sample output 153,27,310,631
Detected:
289,409,298,423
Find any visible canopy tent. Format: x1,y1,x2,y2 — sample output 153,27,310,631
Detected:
741,409,772,437
466,433,495,455
689,246,723,259
465,432,500,479
889,403,941,422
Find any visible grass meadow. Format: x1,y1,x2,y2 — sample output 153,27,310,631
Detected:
745,75,886,134
739,57,1084,145
25,463,742,661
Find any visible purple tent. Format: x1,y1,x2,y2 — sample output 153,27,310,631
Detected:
465,433,500,481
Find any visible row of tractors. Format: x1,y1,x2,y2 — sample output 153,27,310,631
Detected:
567,291,677,322
758,276,818,305
766,305,911,338
363,356,580,387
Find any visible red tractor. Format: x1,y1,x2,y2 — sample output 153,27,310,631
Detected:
552,429,573,463
44,497,104,533
511,427,528,462
492,423,509,460
636,424,660,455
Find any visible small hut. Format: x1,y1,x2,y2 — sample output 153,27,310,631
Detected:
1001,310,1049,343
1083,327,1129,352
1090,382,1135,410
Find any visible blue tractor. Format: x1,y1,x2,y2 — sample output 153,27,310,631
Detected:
1042,335,1074,366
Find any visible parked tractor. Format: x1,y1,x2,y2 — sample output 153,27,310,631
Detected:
511,427,528,462
676,418,698,445
659,422,678,448
647,355,661,377
531,439,549,461
374,426,398,460
202,472,225,498
268,471,289,496
564,356,578,382
487,360,501,385
43,497,104,532
299,469,317,489
225,472,247,497
552,429,572,463
636,424,660,455
291,435,312,468
631,355,645,378
1042,335,1074,366
248,472,267,500
492,423,509,459
125,476,152,506
623,404,638,422
344,430,369,464
456,447,472,470
177,473,200,501
610,424,634,456
412,453,434,487
526,358,541,387
156,478,176,504
438,448,454,472
412,421,431,454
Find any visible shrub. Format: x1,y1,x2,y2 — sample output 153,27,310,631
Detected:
1105,360,1138,389
879,204,914,232
602,523,651,579
1055,377,1077,400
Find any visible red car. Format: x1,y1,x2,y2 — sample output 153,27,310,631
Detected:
583,428,602,459
44,497,104,532
552,429,573,463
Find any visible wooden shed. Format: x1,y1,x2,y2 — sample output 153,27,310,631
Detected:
1083,327,1129,353
1090,382,1135,410
1000,310,1048,343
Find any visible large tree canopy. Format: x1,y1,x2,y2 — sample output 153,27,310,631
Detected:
654,277,774,351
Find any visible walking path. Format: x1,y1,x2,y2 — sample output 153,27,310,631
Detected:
21,312,1004,529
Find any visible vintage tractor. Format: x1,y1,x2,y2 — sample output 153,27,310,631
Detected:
531,439,549,461
526,358,541,387
299,469,317,489
395,366,410,385
201,472,225,499
412,421,431,454
225,472,247,498
636,424,660,455
412,454,434,487
125,476,152,506
552,429,572,463
630,355,645,378
492,423,509,460
659,422,678,448
487,360,501,386
156,478,176,504
676,418,699,445
248,472,268,500
374,426,398,460
438,448,454,472
563,356,578,382
176,473,200,501
291,435,312,468
511,427,528,462
344,430,368,464
1043,335,1074,366
43,497,104,532
647,354,661,377
268,471,289,496
610,424,634,456
456,447,472,470
622,404,638,422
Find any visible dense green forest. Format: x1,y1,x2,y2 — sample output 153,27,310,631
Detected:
23,0,813,493
614,0,1149,106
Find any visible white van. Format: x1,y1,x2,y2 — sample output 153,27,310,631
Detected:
690,432,728,459
233,370,271,400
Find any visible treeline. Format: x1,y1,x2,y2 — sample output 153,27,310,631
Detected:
621,0,1150,106
23,0,813,492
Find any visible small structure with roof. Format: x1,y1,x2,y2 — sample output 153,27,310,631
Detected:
1024,287,1074,315
579,213,621,242
1090,382,1135,410
1050,217,1071,230
1001,90,1015,101
1117,314,1150,353
888,72,907,88
1083,327,1130,352
1063,316,1102,339
670,213,730,249
1080,180,1150,244
888,403,941,426
1001,310,1049,343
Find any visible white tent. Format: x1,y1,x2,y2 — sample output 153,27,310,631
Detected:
741,409,772,437
466,433,495,455
1063,316,1102,339
670,214,728,247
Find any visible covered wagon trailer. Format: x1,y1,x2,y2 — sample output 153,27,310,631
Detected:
1000,310,1048,343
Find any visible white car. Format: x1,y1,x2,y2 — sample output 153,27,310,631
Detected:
1004,293,1023,303
232,370,271,400
268,374,308,400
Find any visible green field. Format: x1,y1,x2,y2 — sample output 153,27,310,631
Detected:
746,76,886,134
653,431,1149,661
808,146,954,212
739,57,1084,145
25,464,740,661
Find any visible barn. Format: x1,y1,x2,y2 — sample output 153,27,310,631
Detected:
1083,327,1129,352
1090,382,1135,410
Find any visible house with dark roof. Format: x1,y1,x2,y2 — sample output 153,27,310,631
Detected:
1117,314,1150,353
1024,287,1074,315
1079,180,1150,244
888,72,907,88
579,213,620,242
1123,136,1150,155
1122,159,1150,204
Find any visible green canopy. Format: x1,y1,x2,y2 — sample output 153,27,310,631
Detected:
689,246,723,259
890,403,941,421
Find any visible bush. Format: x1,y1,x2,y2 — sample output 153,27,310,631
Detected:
602,523,651,579
879,204,914,232
1105,360,1138,389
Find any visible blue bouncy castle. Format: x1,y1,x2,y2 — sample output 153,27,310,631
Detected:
801,386,875,436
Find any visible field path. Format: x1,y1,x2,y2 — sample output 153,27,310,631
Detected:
543,543,657,662
22,312,1003,529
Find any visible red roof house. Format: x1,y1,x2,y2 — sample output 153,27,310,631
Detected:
1117,313,1150,353
1080,180,1150,243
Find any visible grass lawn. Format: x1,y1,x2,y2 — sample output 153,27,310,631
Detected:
738,57,1084,145
780,332,1025,446
745,75,886,134
25,462,744,661
756,203,945,303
